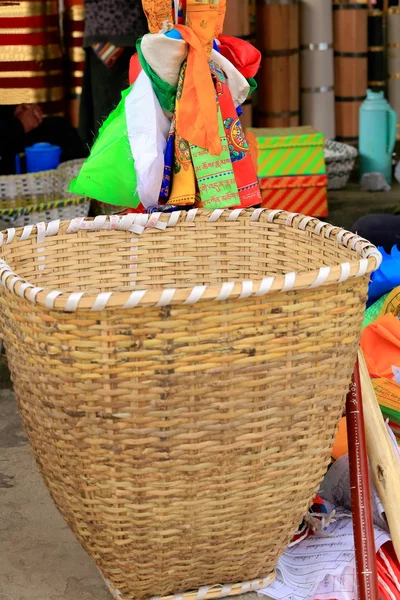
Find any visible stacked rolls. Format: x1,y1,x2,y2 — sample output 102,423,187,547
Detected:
300,0,335,139
0,0,64,115
256,0,300,127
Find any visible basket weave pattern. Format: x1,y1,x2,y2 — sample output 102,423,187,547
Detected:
0,159,89,228
0,209,380,600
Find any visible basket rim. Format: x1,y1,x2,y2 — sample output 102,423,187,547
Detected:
0,208,382,313
0,195,89,219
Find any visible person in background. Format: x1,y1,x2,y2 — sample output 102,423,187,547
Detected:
79,0,148,148
352,214,400,253
0,104,87,176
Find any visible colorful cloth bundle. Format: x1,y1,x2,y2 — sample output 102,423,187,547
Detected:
69,0,262,212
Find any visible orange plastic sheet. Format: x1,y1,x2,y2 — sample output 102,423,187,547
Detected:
361,314,400,380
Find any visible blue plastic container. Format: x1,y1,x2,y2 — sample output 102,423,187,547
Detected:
21,143,62,173
359,90,397,185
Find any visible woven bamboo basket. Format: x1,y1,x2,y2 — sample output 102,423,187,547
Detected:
0,209,381,600
0,159,89,229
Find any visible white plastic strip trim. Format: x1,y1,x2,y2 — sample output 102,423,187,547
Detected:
250,208,265,222
266,209,284,223
122,290,147,309
7,276,21,293
156,288,176,307
1,270,13,285
109,215,120,230
186,208,198,221
336,229,350,245
228,209,243,221
66,217,85,234
285,212,299,227
6,228,15,244
239,280,253,299
309,266,330,288
208,209,225,223
314,221,328,235
36,222,46,244
45,219,60,238
196,587,209,600
254,277,274,297
324,225,336,239
184,285,206,304
364,247,383,267
216,281,235,301
282,272,296,292
26,286,43,303
64,292,84,312
94,215,108,229
45,290,63,309
338,262,352,284
91,291,113,311
128,222,145,235
355,258,369,278
19,224,33,242
167,211,180,227
17,281,33,298
298,216,315,230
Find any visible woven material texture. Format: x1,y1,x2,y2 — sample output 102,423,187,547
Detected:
0,209,380,600
0,159,89,228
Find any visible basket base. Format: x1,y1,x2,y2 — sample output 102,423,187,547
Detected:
102,571,276,600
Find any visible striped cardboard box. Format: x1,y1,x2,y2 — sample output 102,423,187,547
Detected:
247,126,326,178
259,174,328,217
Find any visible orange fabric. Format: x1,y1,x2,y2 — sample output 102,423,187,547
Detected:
186,0,219,57
361,314,400,380
215,0,227,38
141,0,173,33
332,416,348,460
128,53,142,86
175,20,222,155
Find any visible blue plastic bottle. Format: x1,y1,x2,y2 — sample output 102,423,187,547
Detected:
359,90,397,184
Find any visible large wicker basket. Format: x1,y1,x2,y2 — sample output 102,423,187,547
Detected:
0,209,380,600
0,159,89,229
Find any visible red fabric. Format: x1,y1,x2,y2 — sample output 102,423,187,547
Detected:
129,53,142,86
218,35,261,79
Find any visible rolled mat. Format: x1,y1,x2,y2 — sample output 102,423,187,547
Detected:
333,0,368,145
368,8,385,92
388,8,400,141
223,0,256,129
300,0,335,139
64,0,85,129
0,0,65,115
256,0,300,127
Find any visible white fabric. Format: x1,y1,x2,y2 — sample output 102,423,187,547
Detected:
210,49,250,108
125,70,170,209
141,33,188,87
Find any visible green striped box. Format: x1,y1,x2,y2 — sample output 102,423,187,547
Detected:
247,126,326,178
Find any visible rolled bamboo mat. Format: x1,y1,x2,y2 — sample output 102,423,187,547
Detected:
358,350,400,563
333,0,368,145
64,0,85,129
223,0,256,130
256,0,300,127
368,7,385,92
388,6,400,140
0,0,65,116
300,0,335,139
